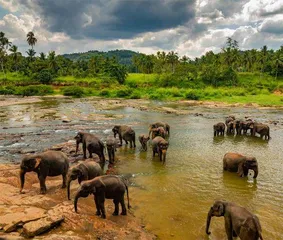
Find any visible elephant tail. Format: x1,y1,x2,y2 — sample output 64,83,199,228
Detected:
253,215,263,240
124,181,131,209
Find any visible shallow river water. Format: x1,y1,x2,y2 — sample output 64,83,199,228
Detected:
0,98,283,239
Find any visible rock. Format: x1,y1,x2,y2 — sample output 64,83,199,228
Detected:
22,215,64,237
20,149,36,154
62,119,71,123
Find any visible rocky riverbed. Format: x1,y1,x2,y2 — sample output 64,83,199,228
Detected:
0,141,156,240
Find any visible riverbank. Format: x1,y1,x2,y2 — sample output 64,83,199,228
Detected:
0,142,156,240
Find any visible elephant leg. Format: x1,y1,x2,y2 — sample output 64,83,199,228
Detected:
94,196,101,216
224,217,233,240
120,196,127,215
38,174,47,194
119,136,123,146
153,150,155,157
125,140,128,145
97,194,106,219
83,143,87,159
159,150,162,162
133,139,136,148
112,199,119,216
61,173,67,188
130,140,132,148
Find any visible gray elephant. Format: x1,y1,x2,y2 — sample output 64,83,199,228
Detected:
138,134,150,151
106,135,116,164
223,152,258,178
74,175,131,219
241,119,254,135
233,119,243,135
251,122,270,140
149,122,170,137
112,125,136,148
151,126,167,139
213,122,225,136
152,136,169,164
20,151,69,194
206,200,263,240
67,160,102,200
74,132,105,162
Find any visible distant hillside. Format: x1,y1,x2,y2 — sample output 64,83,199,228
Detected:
61,49,140,66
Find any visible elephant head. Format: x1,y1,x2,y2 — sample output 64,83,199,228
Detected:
20,154,42,193
140,135,150,151
74,132,84,154
67,164,88,200
206,200,226,235
239,157,258,178
112,126,120,138
158,139,169,163
74,178,104,213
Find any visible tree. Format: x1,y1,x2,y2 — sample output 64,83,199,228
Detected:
26,31,37,50
9,45,21,71
26,49,36,62
259,45,268,79
39,52,46,60
0,32,11,77
273,48,283,80
166,51,179,73
48,51,57,73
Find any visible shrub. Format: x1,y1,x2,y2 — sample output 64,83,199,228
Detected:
99,89,110,97
116,88,133,98
37,69,53,84
62,86,85,98
185,90,201,100
129,90,142,99
17,85,54,96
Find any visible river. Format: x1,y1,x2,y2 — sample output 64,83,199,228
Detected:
0,97,282,239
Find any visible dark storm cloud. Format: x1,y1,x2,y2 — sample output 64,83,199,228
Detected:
260,20,283,35
19,0,196,40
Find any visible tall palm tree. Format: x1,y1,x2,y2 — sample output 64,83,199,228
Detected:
48,51,57,72
166,51,179,73
273,50,283,80
39,52,46,60
26,31,37,50
26,49,36,62
9,45,21,71
0,32,11,78
260,45,268,79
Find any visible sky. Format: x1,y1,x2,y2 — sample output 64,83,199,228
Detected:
0,0,283,58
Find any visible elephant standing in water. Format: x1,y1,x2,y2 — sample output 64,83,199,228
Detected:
74,175,131,219
138,134,150,151
152,136,169,164
206,200,263,240
106,136,116,164
241,119,254,135
20,151,69,194
213,122,225,136
251,122,270,140
67,160,102,200
223,152,258,178
112,125,136,148
149,122,170,138
74,132,105,162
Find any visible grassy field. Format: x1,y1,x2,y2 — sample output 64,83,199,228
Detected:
0,72,283,106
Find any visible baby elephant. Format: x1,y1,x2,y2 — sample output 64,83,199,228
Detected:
138,134,150,151
206,200,263,240
106,135,117,164
213,122,225,136
74,175,131,219
223,152,258,178
20,151,69,194
67,160,102,200
152,136,169,164
112,125,136,148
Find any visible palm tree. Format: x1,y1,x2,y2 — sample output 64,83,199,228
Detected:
26,49,36,62
48,51,57,72
39,52,46,60
273,50,283,80
166,51,179,73
26,31,37,50
9,45,21,71
180,55,189,64
0,32,11,77
260,45,268,79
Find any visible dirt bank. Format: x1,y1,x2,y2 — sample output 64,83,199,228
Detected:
0,141,156,240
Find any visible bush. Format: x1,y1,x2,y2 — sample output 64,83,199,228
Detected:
185,90,201,100
116,88,133,98
0,86,16,95
37,69,53,84
129,90,142,99
17,85,54,96
62,86,85,98
99,89,110,97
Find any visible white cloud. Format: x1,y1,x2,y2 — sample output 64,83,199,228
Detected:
0,0,19,12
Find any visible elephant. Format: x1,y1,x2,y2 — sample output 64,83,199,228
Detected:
74,132,106,162
138,134,150,151
74,175,131,219
223,152,258,178
151,127,167,139
20,151,69,194
213,122,225,136
67,160,102,200
106,135,116,164
226,119,234,135
206,200,263,240
250,122,270,140
233,119,242,135
241,119,254,135
112,125,136,148
149,122,170,138
152,136,169,164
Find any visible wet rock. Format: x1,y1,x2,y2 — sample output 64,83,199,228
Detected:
22,214,64,238
62,119,71,123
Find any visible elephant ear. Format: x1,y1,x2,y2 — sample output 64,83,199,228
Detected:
218,202,225,216
34,157,41,169
237,161,244,177
94,178,106,193
78,164,89,181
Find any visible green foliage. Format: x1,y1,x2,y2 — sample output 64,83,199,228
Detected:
17,85,53,96
185,90,201,100
116,87,133,98
99,89,110,97
37,69,53,84
62,86,85,97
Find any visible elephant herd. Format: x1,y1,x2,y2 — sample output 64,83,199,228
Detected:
17,118,266,239
19,122,170,220
214,115,270,140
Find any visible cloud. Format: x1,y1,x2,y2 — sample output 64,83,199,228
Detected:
260,19,283,35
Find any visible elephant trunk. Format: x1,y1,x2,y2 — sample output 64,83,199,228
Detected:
144,143,147,151
74,191,81,213
253,167,258,178
67,178,72,200
20,168,26,193
161,150,167,163
75,142,79,154
206,208,213,235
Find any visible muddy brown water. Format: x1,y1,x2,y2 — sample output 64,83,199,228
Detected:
0,98,283,239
